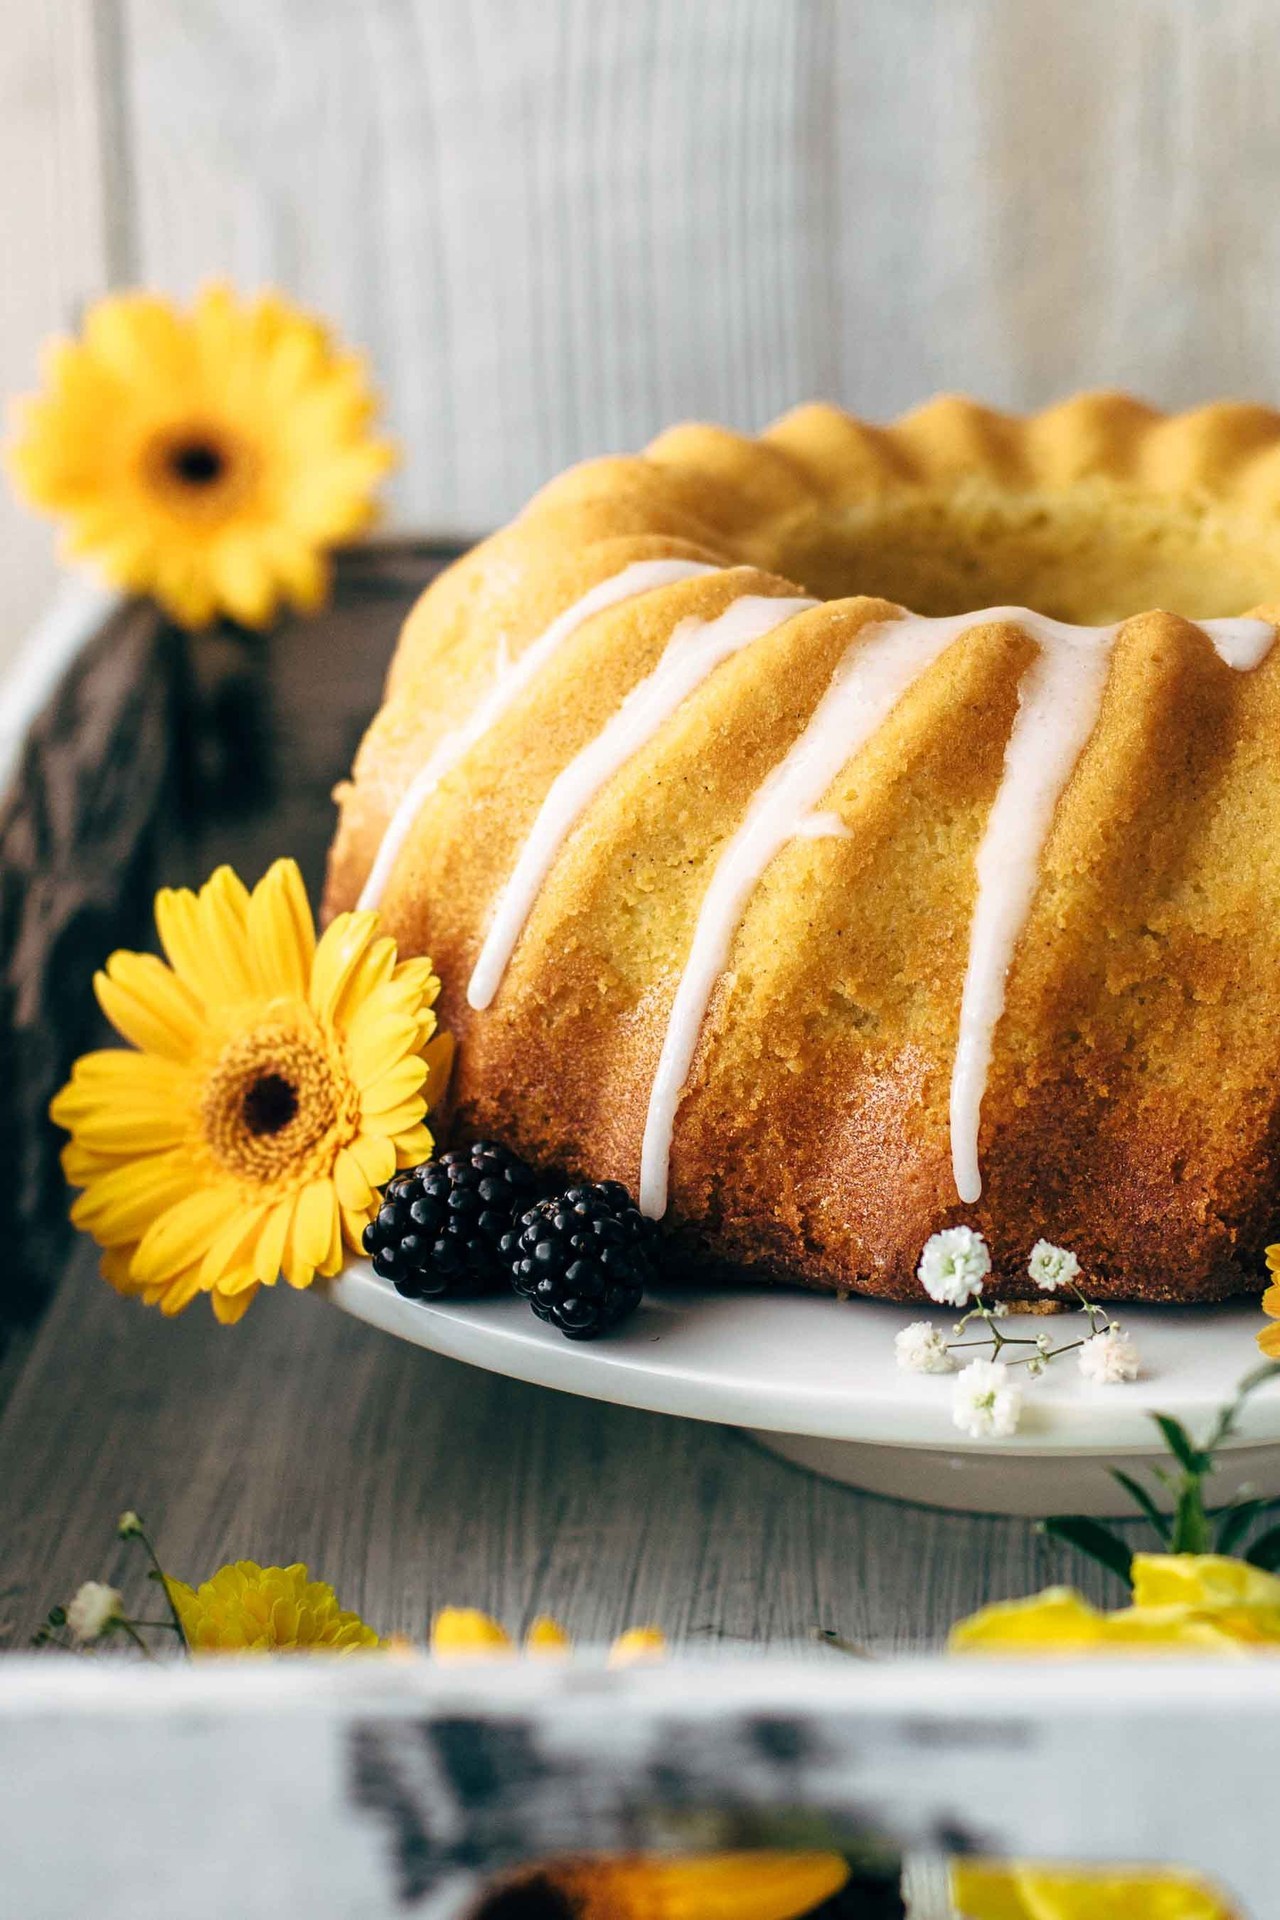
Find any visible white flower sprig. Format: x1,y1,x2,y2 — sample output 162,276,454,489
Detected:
896,1231,1140,1434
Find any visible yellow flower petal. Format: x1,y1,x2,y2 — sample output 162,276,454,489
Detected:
344,1008,423,1089
157,1258,208,1316
245,858,315,1000
94,951,202,1060
951,1860,1237,1920
70,1150,195,1246
211,1283,260,1325
393,1125,435,1169
1258,1320,1280,1359
309,910,380,1021
131,1186,239,1289
348,1132,398,1189
1131,1553,1280,1611
361,1056,428,1115
524,1616,571,1658
608,1627,667,1667
422,1030,454,1113
430,1608,513,1660
334,1146,373,1213
252,1196,295,1285
284,1179,337,1285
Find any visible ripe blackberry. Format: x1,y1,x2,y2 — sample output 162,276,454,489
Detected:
363,1142,540,1299
502,1181,657,1339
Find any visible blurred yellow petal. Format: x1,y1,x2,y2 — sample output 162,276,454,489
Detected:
551,1854,851,1920
431,1609,513,1660
8,286,390,630
608,1627,667,1668
525,1617,571,1658
71,1151,193,1245
951,1860,1237,1920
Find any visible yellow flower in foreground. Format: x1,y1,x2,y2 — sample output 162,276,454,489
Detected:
7,284,394,629
949,1553,1280,1654
51,859,451,1322
1256,1245,1280,1355
504,1853,851,1920
951,1861,1234,1920
170,1561,380,1654
948,1555,1258,1920
429,1607,665,1665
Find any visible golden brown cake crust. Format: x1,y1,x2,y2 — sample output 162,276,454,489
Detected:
327,396,1280,1303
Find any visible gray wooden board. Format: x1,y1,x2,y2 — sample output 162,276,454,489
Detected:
0,1239,1130,1658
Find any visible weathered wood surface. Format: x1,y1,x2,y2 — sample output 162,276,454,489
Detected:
3,1658,1271,1920
0,1239,1119,1660
113,0,1280,540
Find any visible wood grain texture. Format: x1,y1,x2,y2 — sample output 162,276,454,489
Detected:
111,0,1280,545
0,1,111,662
0,1242,1129,1659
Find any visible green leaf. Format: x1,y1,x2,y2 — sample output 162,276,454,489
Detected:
1152,1414,1207,1475
1245,1523,1280,1572
1110,1470,1171,1542
1215,1497,1280,1556
1172,1483,1212,1556
1042,1515,1134,1584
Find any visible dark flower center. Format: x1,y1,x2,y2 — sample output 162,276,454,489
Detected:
242,1072,298,1137
169,439,226,488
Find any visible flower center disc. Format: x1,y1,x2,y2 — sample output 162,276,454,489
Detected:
169,439,226,488
201,1025,347,1186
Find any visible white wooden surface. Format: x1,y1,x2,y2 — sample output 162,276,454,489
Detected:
2,1655,1272,1919
7,0,1280,675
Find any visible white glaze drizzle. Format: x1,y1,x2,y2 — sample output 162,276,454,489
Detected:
640,605,1275,1219
358,557,721,911
638,607,958,1217
466,591,818,1010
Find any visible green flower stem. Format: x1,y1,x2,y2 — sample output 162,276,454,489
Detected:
125,1522,189,1653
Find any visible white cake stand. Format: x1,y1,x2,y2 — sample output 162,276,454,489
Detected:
327,1261,1280,1516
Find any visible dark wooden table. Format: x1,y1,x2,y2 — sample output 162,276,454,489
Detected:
0,544,1117,1660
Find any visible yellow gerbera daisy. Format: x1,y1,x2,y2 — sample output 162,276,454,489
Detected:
7,284,395,629
170,1561,380,1653
50,859,452,1323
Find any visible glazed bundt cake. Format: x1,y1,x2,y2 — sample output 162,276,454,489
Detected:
326,394,1280,1304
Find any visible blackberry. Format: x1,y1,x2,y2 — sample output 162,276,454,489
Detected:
363,1142,541,1299
502,1181,657,1339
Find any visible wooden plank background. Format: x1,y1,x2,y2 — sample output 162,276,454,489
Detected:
6,0,1280,662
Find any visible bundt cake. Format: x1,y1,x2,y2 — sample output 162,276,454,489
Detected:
326,394,1280,1304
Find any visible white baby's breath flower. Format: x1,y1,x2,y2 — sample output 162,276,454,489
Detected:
952,1359,1023,1439
917,1226,991,1308
1027,1239,1080,1293
1078,1328,1140,1385
894,1321,954,1375
66,1581,123,1645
